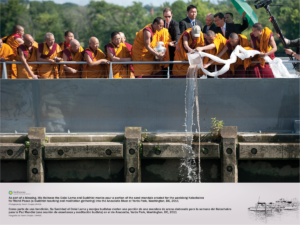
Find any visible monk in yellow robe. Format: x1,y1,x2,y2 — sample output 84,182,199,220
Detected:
81,37,110,78
249,23,277,78
0,38,14,79
2,25,24,79
131,17,173,78
204,33,262,78
105,32,134,79
15,34,39,79
60,39,83,79
172,25,205,77
59,30,84,52
196,30,229,78
37,32,62,79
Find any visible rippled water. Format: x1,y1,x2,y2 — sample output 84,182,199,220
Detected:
248,208,300,224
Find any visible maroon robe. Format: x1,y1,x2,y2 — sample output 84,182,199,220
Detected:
249,33,275,78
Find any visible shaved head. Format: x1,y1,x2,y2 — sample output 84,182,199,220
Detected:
70,39,80,47
253,23,263,31
205,13,214,26
229,32,239,39
119,32,126,43
70,39,80,53
23,34,35,48
24,34,34,42
229,33,240,47
206,30,216,44
89,37,99,44
119,32,125,38
13,25,24,33
206,13,214,20
44,32,54,40
206,30,215,37
89,37,99,51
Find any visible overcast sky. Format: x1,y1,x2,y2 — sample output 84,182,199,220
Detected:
34,0,220,7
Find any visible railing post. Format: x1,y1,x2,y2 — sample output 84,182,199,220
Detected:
27,127,46,182
124,127,141,182
109,62,113,79
167,66,170,79
220,126,238,183
2,62,8,79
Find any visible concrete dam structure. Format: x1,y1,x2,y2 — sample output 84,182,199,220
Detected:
0,79,299,182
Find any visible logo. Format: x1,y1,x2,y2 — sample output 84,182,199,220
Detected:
9,191,13,195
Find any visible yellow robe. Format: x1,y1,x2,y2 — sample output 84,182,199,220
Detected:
15,43,39,79
5,34,23,79
37,42,62,79
0,43,14,79
227,34,263,75
81,47,107,78
105,42,133,78
250,27,275,68
60,47,84,79
173,28,205,76
131,24,171,76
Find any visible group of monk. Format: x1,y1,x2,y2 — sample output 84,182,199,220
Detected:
0,5,279,79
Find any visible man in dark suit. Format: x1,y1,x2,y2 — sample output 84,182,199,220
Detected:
202,13,217,38
179,5,202,34
225,12,249,33
162,8,181,75
213,12,239,39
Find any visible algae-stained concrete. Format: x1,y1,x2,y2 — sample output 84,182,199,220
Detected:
238,160,300,182
141,159,221,182
0,143,26,160
45,159,124,182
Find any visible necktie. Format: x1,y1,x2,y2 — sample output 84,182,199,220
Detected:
166,23,169,29
222,27,225,36
192,21,195,26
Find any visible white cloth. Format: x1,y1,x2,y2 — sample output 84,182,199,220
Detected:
187,45,299,78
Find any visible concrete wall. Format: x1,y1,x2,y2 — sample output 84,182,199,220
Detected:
1,79,299,133
1,159,299,183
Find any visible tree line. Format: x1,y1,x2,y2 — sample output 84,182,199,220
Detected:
1,0,299,54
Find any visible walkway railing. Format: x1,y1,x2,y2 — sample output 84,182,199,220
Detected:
0,60,299,79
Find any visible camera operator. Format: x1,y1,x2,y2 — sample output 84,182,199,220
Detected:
276,34,300,74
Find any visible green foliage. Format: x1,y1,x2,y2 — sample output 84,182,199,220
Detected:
139,142,143,155
141,128,148,142
210,117,224,141
25,141,30,148
155,145,161,151
0,0,298,55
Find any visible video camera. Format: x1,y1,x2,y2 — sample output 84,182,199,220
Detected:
254,0,273,9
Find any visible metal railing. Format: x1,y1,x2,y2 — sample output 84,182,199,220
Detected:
1,60,299,79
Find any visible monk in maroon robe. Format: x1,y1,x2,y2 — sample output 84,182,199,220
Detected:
119,32,134,74
249,23,277,78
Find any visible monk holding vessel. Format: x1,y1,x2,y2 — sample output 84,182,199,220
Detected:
172,25,205,77
131,17,173,77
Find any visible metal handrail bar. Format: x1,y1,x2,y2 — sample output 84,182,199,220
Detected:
0,60,299,64
1,60,299,79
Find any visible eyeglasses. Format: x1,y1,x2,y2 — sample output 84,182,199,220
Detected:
164,16,171,18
